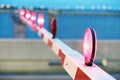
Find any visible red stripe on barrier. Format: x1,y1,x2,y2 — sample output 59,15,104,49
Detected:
58,49,65,66
48,39,53,48
74,68,90,80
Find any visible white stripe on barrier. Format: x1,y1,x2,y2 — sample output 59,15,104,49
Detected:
63,55,78,79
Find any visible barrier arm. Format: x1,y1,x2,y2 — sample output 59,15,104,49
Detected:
20,15,116,80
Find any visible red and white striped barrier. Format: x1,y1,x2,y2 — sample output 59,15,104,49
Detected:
20,11,116,80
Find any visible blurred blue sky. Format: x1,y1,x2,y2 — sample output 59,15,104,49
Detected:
0,0,120,10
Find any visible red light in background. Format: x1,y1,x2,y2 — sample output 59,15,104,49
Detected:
83,28,97,66
31,16,36,21
30,12,36,24
37,14,44,28
51,17,57,38
25,13,30,18
20,9,25,16
25,10,31,19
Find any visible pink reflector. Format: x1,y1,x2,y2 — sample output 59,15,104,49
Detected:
20,9,25,16
25,10,31,19
25,13,30,18
84,28,92,63
31,16,36,21
30,12,36,21
37,14,44,27
83,28,97,66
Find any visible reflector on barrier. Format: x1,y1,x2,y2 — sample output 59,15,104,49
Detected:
51,17,57,38
37,14,44,28
20,9,25,16
30,12,36,24
25,10,31,20
83,28,97,66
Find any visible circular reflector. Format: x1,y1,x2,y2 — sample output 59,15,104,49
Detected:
20,9,25,16
25,10,31,19
83,28,97,66
37,14,44,28
30,12,36,24
51,17,57,38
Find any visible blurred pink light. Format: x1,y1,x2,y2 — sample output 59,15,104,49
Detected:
37,14,44,27
20,10,25,16
25,13,31,19
31,16,36,21
25,10,31,19
83,28,92,64
30,12,36,24
20,9,25,16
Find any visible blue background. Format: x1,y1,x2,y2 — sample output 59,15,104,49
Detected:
0,0,120,39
